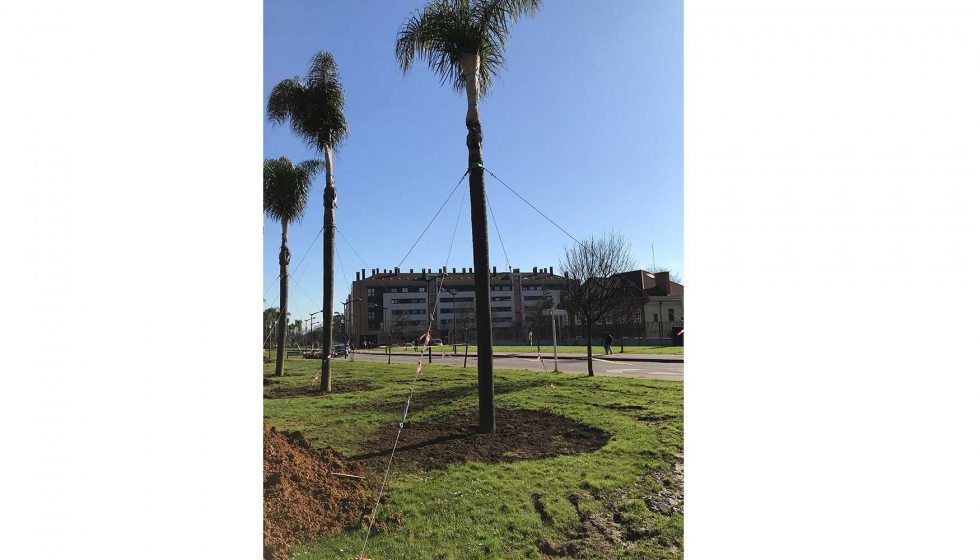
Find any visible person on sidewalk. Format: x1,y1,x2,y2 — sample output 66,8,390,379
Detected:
604,332,613,355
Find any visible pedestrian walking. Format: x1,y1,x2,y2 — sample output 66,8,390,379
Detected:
604,332,613,355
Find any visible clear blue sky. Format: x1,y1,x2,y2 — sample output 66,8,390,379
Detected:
263,0,683,324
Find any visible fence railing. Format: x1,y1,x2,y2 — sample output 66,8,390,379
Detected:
643,320,685,339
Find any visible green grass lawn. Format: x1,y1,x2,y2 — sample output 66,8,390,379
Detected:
264,358,683,559
365,345,684,355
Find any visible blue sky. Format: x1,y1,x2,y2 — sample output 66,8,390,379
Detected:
263,0,683,323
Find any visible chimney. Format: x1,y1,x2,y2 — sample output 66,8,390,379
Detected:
654,272,670,295
410,268,414,273
361,268,366,279
395,267,400,274
533,267,537,274
469,267,473,273
564,271,569,278
549,266,554,274
493,266,497,273
513,268,520,273
453,268,457,273
356,271,360,281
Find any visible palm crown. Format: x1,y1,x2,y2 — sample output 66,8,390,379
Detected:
263,157,322,224
267,51,349,153
396,0,541,97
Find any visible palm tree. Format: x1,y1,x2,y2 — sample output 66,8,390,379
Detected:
263,156,322,376
396,0,541,433
267,51,349,392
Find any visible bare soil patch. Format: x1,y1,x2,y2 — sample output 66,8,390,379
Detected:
264,380,380,399
263,424,372,560
351,408,610,473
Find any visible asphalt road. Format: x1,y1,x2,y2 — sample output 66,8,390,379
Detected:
349,351,684,382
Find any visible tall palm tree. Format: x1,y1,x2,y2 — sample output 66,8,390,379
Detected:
396,0,541,433
263,156,322,377
267,51,349,392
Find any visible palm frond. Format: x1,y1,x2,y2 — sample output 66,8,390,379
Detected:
396,0,539,98
267,79,303,126
265,51,348,154
263,156,319,225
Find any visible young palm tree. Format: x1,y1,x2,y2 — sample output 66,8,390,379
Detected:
263,156,322,377
267,51,348,392
396,0,541,433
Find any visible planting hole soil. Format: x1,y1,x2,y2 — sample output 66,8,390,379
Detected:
264,380,379,399
352,408,610,472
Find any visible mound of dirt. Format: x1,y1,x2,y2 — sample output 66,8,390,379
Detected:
351,408,610,472
263,424,371,560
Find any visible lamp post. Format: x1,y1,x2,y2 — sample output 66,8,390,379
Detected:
420,272,445,343
341,297,361,359
307,310,322,350
371,303,392,364
442,287,458,352
549,307,559,373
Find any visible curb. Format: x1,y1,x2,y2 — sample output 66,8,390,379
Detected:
360,351,683,364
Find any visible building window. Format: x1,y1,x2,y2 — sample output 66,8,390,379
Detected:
367,288,375,296
368,312,376,319
401,287,409,293
668,309,675,321
417,287,425,292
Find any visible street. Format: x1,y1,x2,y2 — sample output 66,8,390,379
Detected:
349,351,684,381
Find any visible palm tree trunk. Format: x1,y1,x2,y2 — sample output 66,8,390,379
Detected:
586,321,595,377
463,53,495,434
276,219,290,377
320,146,336,392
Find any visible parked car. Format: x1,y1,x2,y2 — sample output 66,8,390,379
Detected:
430,338,444,346
331,344,348,358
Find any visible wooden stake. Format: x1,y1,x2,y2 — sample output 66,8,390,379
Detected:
331,472,365,480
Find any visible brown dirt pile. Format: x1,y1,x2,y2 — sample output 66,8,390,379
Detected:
263,424,371,560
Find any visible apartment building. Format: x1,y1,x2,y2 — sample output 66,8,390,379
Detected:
348,265,572,345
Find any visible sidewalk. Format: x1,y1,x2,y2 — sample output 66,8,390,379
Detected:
361,349,683,363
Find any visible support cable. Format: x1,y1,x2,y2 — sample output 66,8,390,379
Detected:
395,171,469,270
485,189,512,271
360,186,468,560
484,168,656,304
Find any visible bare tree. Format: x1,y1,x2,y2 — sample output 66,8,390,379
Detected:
559,232,638,376
455,302,477,344
390,314,410,343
